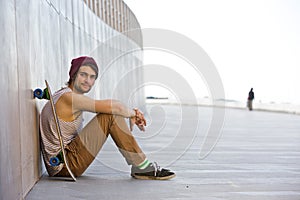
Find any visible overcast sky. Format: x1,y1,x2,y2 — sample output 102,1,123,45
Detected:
124,0,300,104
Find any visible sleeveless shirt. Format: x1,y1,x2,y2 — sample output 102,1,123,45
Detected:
40,87,83,176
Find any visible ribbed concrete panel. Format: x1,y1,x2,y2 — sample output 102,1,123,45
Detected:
15,0,42,197
0,1,22,200
59,14,75,82
41,0,62,86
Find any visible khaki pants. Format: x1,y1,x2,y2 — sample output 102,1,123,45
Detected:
56,113,146,177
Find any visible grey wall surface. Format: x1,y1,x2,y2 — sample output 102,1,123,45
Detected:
0,0,143,199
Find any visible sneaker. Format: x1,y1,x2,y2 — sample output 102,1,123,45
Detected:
131,162,176,180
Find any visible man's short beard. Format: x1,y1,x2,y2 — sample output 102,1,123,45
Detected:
74,83,91,94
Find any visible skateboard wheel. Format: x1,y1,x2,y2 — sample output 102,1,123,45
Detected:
49,157,60,166
33,88,43,99
43,88,50,100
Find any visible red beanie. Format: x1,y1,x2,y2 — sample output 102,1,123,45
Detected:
69,56,99,80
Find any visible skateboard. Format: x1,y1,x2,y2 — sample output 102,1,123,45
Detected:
34,80,76,181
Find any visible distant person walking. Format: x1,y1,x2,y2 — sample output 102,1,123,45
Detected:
247,88,255,111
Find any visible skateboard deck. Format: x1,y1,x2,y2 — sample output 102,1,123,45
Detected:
34,80,76,181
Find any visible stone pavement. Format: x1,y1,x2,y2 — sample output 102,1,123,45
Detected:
26,105,300,200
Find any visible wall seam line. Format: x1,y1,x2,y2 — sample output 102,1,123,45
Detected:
13,0,24,199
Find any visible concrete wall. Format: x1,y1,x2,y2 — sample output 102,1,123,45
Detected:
0,0,143,199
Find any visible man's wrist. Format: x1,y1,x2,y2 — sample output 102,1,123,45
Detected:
130,108,138,118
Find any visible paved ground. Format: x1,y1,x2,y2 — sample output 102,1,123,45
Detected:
26,105,300,200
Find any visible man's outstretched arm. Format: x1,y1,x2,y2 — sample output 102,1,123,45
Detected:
61,92,146,131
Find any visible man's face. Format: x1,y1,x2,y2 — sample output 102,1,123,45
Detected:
72,65,97,94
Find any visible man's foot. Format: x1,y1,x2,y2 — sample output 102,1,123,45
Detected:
131,162,176,180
